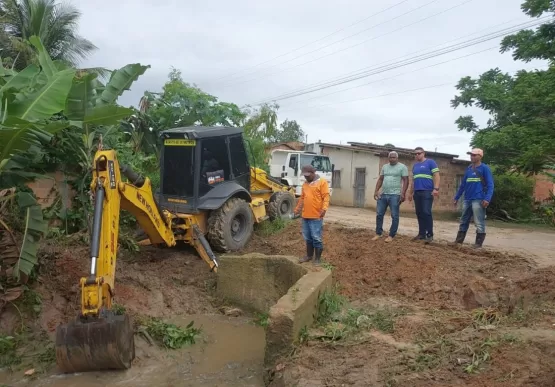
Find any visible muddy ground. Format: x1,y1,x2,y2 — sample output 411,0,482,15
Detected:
244,222,555,387
325,206,555,268
1,219,555,386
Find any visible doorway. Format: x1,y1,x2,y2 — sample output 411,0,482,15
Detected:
354,168,366,208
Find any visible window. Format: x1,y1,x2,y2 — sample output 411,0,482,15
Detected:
332,170,341,188
288,154,298,176
289,154,298,169
162,144,195,198
199,137,229,196
200,137,229,179
229,135,249,177
299,154,332,172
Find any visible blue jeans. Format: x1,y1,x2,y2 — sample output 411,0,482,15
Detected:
413,190,434,238
376,194,400,237
459,200,486,233
302,218,323,249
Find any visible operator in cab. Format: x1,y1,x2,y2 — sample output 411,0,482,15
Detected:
294,165,330,266
201,149,220,176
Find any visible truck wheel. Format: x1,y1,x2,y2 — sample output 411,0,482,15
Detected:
207,197,254,252
268,191,295,220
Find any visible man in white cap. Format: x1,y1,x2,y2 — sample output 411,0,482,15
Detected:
451,148,494,248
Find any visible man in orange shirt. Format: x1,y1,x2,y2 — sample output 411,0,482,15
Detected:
294,165,330,265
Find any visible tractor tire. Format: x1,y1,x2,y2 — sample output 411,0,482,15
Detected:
207,197,254,253
268,191,295,221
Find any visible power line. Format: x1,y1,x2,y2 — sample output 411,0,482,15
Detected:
208,0,413,84
214,0,438,85
279,45,498,109
219,0,476,89
250,16,552,105
279,65,548,116
291,83,455,111
253,15,528,103
253,16,550,103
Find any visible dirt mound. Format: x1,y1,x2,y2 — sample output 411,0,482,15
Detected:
269,340,397,387
244,222,543,310
24,241,217,337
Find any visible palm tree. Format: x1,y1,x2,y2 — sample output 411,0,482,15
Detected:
0,0,96,69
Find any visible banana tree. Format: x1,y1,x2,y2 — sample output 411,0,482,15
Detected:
0,35,150,307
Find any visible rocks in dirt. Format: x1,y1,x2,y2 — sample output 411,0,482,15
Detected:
461,277,500,310
220,306,243,317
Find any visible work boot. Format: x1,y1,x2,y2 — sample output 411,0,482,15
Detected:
314,248,323,266
412,235,424,241
299,243,314,263
472,233,486,249
448,231,467,246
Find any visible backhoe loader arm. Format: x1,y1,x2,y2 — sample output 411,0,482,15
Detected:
82,149,177,319
55,149,218,374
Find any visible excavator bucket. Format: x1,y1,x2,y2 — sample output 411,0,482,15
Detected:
55,312,135,373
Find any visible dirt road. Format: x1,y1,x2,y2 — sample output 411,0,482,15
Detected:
325,206,555,268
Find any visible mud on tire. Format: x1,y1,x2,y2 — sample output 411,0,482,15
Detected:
268,191,295,221
207,197,254,253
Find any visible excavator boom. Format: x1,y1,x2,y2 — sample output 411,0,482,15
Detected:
55,149,217,373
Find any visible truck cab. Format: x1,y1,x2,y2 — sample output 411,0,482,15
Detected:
269,150,334,197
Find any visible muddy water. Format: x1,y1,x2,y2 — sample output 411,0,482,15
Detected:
1,314,266,387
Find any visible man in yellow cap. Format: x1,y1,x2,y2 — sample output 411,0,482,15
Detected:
451,148,494,248
294,165,330,265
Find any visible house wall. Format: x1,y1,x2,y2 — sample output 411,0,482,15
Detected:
378,155,469,212
26,171,75,210
321,147,381,208
534,170,554,202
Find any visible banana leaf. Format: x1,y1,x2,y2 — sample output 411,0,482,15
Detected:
0,151,49,191
83,105,134,126
28,36,58,79
0,64,40,94
97,63,150,106
0,117,68,161
9,68,75,121
64,72,98,121
11,191,47,282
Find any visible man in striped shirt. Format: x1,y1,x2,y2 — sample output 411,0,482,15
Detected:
408,147,440,243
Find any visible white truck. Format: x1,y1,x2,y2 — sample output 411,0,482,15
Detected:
269,149,334,197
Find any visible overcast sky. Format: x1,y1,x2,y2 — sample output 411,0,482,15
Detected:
74,0,547,160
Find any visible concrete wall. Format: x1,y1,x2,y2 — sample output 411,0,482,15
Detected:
215,253,332,378
216,254,307,313
321,147,381,209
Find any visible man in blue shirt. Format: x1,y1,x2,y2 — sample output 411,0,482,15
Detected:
408,147,440,243
451,148,494,248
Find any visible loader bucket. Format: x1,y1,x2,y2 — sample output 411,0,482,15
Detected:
55,312,135,373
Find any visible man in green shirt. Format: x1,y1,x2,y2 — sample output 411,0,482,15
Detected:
372,151,409,242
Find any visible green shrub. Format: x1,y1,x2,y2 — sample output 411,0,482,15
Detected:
488,170,535,221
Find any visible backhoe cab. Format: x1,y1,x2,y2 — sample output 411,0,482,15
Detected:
158,126,261,251
55,126,295,374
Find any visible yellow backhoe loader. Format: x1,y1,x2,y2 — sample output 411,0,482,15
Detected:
55,126,296,373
